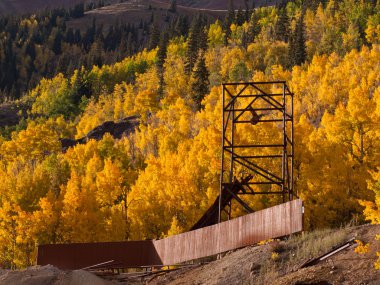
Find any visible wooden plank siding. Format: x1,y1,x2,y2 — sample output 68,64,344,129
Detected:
37,200,303,269
154,199,303,265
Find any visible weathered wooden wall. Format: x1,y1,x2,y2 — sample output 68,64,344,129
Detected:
154,199,303,265
37,199,303,269
37,241,162,269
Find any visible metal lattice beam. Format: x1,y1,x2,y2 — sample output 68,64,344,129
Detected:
218,81,294,223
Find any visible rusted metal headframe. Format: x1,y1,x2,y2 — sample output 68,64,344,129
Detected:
218,81,294,223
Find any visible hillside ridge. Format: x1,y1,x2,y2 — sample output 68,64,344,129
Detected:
0,224,377,284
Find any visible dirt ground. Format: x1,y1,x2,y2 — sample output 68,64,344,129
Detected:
0,266,114,285
134,224,380,285
274,224,380,285
1,224,379,285
153,0,280,10
0,0,90,15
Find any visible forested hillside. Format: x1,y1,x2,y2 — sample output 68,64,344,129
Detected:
0,0,195,100
0,0,380,270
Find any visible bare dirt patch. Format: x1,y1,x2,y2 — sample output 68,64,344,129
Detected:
154,0,281,10
0,265,113,285
0,0,84,15
115,224,380,285
67,0,225,30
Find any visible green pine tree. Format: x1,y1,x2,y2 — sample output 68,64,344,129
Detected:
244,0,252,22
157,32,169,97
168,0,177,13
227,0,236,25
191,52,209,111
274,4,290,42
288,14,306,67
185,15,205,74
236,8,246,26
246,9,260,43
224,0,236,45
148,20,160,50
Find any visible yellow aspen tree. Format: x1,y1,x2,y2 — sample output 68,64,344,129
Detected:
162,38,190,107
208,20,225,48
359,170,380,269
135,98,194,157
33,191,64,245
0,201,21,269
0,123,60,162
366,18,380,44
60,169,103,243
14,210,35,268
96,159,128,240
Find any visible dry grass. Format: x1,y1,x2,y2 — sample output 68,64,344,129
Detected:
148,224,379,285
255,227,350,285
287,228,349,266
256,258,280,285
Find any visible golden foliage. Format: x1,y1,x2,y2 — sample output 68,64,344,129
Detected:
354,240,370,255
1,6,380,268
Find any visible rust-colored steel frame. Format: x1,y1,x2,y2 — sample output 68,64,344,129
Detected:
219,81,294,223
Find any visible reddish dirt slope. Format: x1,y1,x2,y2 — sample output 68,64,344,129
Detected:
0,0,85,15
155,0,281,10
67,1,226,30
0,0,281,16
